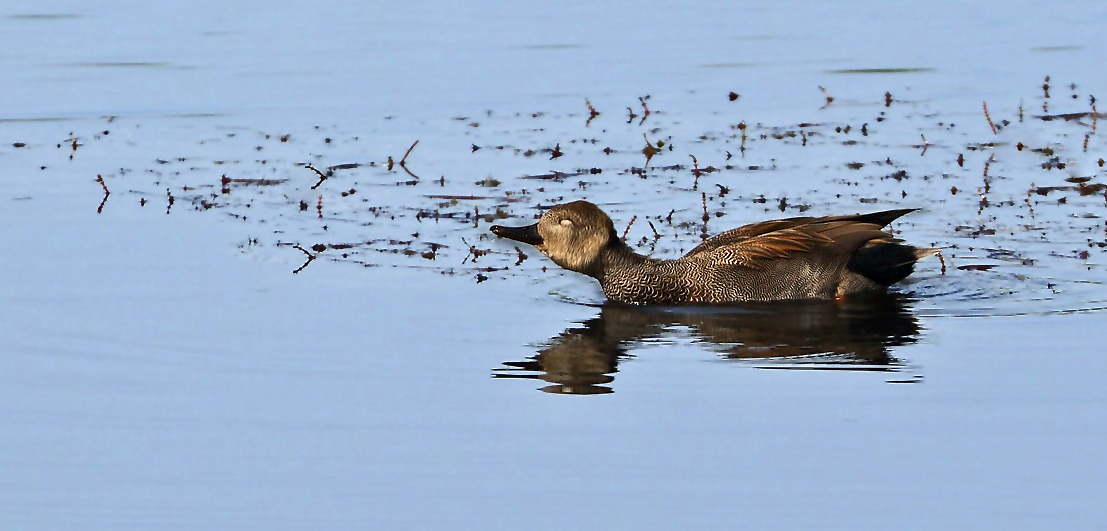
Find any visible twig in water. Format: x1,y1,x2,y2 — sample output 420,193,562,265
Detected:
305,164,332,190
461,237,490,264
622,215,637,241
916,134,929,155
292,245,316,274
983,102,997,135
585,99,600,126
690,155,701,190
700,193,710,240
95,174,110,214
1042,76,1050,113
819,86,834,108
398,140,420,179
641,134,659,166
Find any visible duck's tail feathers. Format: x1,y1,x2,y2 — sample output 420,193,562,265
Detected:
848,242,937,286
913,247,941,260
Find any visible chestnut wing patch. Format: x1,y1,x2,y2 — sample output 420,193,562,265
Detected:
686,218,817,257
695,222,893,270
686,209,916,259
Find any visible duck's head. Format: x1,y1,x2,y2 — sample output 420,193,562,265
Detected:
491,200,618,274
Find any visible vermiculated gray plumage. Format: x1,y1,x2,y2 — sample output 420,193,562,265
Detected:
491,201,937,304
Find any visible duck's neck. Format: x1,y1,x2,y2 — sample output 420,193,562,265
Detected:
590,238,683,304
590,239,652,275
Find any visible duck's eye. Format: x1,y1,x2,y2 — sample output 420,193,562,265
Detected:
559,219,573,227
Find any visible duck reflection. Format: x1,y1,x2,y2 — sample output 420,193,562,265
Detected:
495,294,924,394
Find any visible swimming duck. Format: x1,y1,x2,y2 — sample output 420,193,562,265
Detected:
490,200,937,304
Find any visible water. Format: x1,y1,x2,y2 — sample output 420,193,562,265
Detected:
2,1,1107,529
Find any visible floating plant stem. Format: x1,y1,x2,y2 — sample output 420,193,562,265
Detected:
398,140,421,179
95,174,110,214
585,99,600,126
819,86,834,108
622,215,637,242
305,164,330,190
292,245,316,274
690,155,701,190
642,134,659,166
983,102,997,135
701,192,709,239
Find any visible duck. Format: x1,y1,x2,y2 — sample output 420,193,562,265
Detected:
490,200,937,304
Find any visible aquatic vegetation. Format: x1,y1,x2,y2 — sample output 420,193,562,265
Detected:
6,76,1102,314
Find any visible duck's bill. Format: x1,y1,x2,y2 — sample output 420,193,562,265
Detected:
490,223,543,246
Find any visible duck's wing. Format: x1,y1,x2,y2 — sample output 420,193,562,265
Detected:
690,220,900,270
686,218,816,257
686,209,917,258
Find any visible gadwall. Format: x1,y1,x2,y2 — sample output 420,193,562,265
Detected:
490,200,937,304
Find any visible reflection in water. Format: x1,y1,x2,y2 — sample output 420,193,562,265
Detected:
495,295,925,394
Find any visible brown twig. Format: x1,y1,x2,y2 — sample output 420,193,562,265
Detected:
585,99,600,126
737,122,747,156
641,134,659,167
1042,76,1050,113
983,102,997,135
305,164,331,190
690,155,701,190
398,140,420,179
819,86,834,108
700,192,709,239
622,215,637,241
638,96,650,125
400,140,418,164
67,134,80,160
292,245,316,274
95,174,110,214
461,237,490,264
